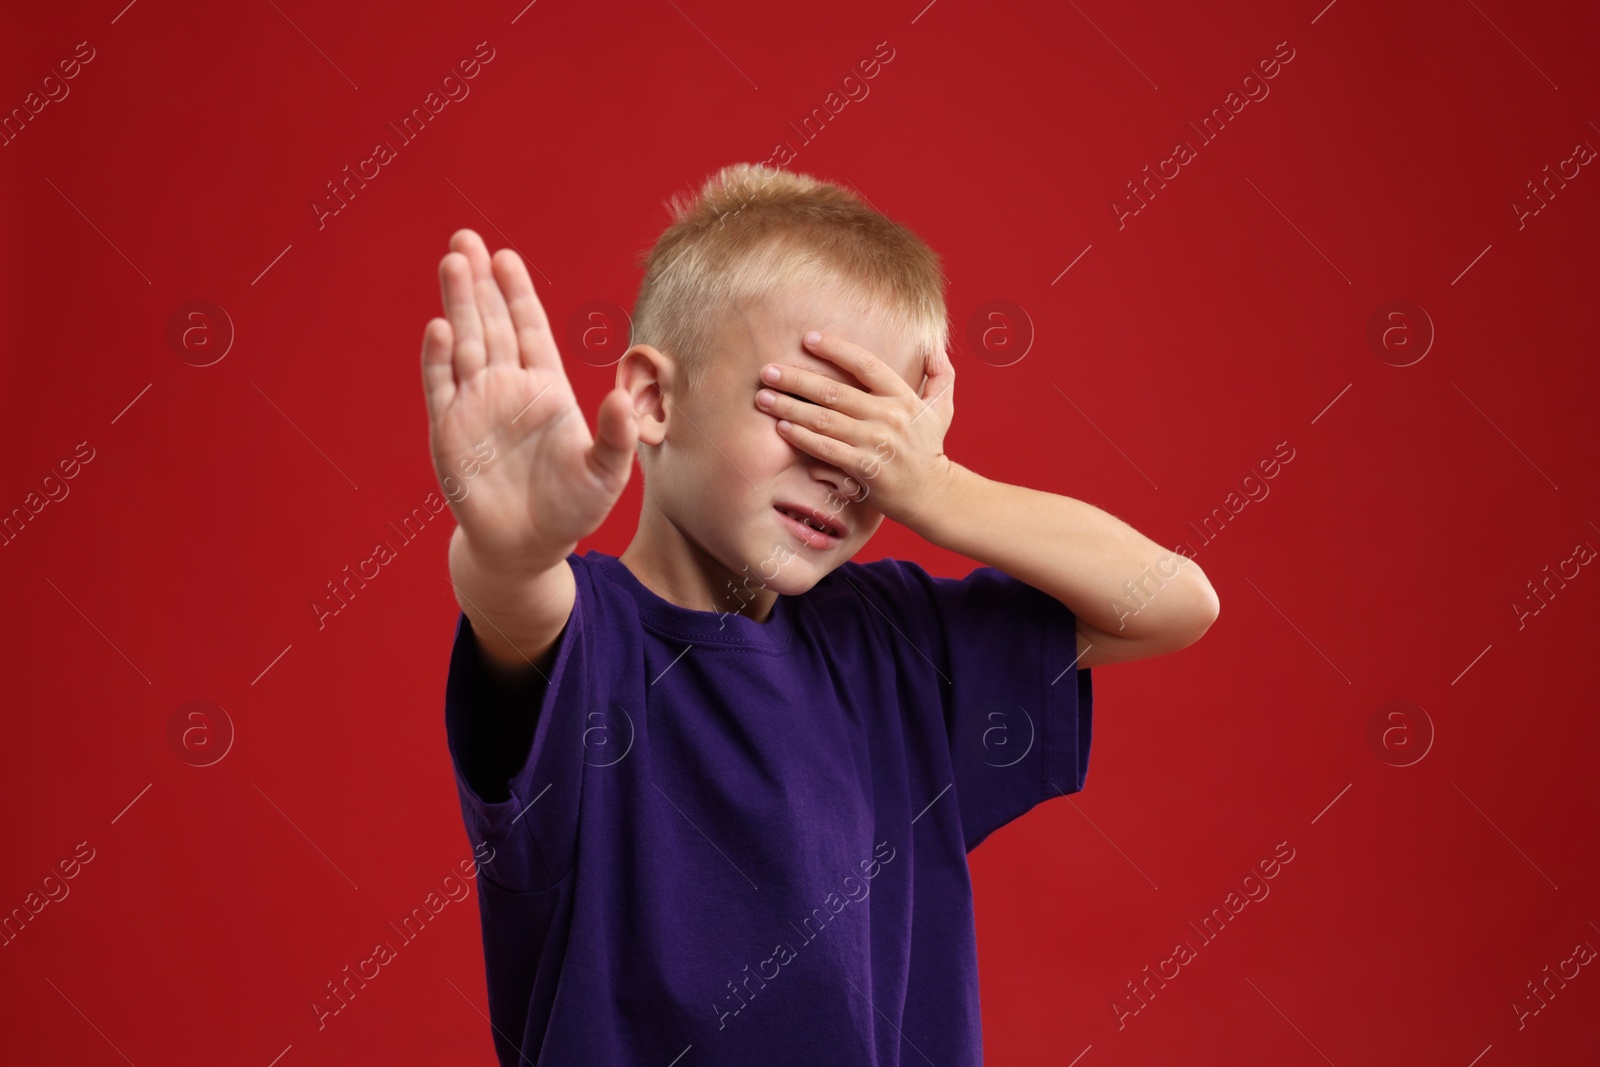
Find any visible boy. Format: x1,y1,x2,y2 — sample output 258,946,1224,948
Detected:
424,164,1219,1065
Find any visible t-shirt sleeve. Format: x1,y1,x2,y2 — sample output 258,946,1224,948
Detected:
441,555,595,891
851,557,1093,852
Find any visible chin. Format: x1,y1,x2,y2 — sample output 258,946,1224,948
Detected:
738,547,838,596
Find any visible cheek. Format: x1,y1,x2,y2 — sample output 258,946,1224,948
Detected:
692,416,788,507
742,410,794,461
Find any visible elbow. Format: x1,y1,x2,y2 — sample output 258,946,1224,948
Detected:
1182,577,1220,646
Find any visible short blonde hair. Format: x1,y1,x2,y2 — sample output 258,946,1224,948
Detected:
627,162,949,394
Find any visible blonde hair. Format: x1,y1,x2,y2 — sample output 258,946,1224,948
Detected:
627,162,949,394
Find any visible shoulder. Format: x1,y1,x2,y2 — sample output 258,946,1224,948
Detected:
811,556,939,611
800,557,958,650
559,550,648,635
817,556,1068,634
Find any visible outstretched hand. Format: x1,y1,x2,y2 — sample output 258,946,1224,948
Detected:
421,228,638,572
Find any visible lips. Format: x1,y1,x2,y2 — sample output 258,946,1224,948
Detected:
774,502,847,540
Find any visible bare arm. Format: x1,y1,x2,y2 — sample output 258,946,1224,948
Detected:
449,524,575,684
912,462,1219,668
421,228,638,686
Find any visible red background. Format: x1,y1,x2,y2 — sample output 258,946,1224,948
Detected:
3,0,1598,1063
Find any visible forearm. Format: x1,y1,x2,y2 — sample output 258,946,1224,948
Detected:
448,525,575,681
912,461,1219,641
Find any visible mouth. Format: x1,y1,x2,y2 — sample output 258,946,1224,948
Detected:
774,503,847,548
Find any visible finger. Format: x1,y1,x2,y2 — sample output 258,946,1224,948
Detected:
922,345,955,397
911,346,955,423
776,417,852,469
440,251,486,379
588,387,638,485
802,331,914,399
421,316,456,420
449,228,491,278
763,364,869,421
448,230,517,368
761,386,861,445
492,249,559,375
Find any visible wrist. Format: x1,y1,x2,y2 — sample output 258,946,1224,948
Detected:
452,524,572,587
906,458,973,547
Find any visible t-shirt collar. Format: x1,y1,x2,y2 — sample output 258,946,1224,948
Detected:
591,552,796,652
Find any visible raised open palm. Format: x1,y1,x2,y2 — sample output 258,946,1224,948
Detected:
421,229,638,571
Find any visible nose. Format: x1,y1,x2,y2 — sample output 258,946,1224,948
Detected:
807,458,868,507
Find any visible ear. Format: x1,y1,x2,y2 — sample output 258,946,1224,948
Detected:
616,344,672,447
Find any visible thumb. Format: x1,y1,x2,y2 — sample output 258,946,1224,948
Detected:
920,346,955,407
589,387,639,484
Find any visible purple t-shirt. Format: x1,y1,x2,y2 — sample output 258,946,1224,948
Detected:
443,550,1092,1065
